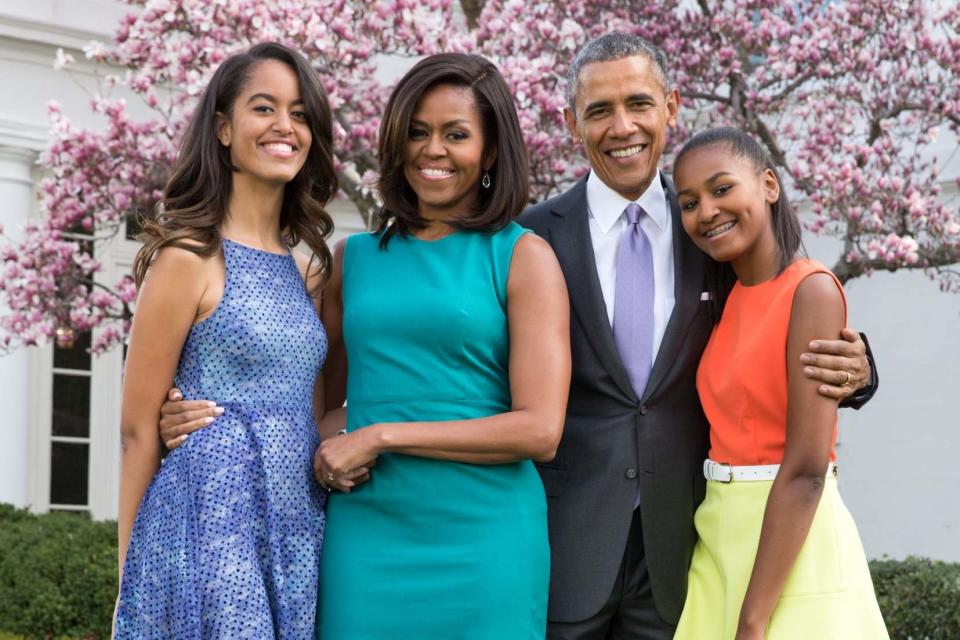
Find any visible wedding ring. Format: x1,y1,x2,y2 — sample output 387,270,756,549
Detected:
842,371,852,386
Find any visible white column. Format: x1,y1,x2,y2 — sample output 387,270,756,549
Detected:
0,144,38,508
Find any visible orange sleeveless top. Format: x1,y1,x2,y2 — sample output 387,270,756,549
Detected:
697,259,847,466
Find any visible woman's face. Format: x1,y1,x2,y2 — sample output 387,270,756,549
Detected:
403,84,492,222
674,146,780,267
217,59,311,187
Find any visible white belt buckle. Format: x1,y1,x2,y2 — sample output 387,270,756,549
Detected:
704,459,735,483
717,461,734,483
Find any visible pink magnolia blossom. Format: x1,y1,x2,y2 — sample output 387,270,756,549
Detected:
1,0,957,355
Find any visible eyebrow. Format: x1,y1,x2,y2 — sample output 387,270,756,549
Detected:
410,117,473,128
246,93,304,106
583,92,656,112
676,171,735,196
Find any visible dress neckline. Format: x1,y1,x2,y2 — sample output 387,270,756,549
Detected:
222,237,291,257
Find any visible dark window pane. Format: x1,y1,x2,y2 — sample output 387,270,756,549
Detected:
53,330,91,371
52,374,90,437
50,442,89,506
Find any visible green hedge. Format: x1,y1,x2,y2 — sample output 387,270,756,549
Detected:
0,505,116,640
1,503,958,639
871,556,960,639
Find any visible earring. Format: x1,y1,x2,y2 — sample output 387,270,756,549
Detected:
481,172,492,189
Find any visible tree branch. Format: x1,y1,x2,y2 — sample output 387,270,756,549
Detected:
684,91,731,105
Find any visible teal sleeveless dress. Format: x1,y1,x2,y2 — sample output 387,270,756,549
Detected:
317,223,549,639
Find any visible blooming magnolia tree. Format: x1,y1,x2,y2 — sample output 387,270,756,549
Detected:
1,0,958,354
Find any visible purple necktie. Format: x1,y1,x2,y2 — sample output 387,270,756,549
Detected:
613,203,655,401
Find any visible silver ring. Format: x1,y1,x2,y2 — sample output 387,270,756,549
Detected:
326,472,335,483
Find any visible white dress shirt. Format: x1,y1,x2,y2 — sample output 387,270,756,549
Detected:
586,170,676,361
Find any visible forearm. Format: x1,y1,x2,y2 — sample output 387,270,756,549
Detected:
317,407,346,440
373,408,561,464
117,433,161,574
392,447,523,465
739,473,825,633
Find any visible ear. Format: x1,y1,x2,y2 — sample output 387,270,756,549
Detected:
665,88,680,129
215,112,232,147
762,168,780,204
563,107,581,145
483,147,497,172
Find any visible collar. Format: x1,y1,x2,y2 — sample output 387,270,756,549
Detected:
586,170,669,235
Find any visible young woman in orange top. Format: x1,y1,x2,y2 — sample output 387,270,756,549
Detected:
671,128,887,640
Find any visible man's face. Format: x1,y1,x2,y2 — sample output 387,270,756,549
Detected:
565,55,679,200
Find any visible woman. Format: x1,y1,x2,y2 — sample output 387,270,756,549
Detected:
313,53,570,639
671,128,887,639
115,43,338,638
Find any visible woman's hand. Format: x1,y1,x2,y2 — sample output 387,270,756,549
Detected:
734,621,765,640
313,428,380,492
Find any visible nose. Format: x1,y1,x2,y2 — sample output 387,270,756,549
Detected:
424,132,446,157
698,198,720,224
609,107,637,138
272,109,294,134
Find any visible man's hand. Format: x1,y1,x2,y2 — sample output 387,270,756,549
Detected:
158,387,222,449
800,327,871,401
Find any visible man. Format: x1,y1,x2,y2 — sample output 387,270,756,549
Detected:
516,33,876,639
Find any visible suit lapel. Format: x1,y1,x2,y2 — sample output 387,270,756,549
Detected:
641,174,705,402
548,178,637,401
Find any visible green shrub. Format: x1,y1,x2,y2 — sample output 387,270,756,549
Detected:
0,504,116,640
1,503,958,639
870,556,960,640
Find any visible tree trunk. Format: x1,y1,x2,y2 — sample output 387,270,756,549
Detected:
460,0,486,29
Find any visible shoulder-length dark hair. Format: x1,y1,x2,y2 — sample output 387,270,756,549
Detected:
132,42,337,295
674,127,803,321
375,53,529,246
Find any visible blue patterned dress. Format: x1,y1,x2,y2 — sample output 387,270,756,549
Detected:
115,239,328,639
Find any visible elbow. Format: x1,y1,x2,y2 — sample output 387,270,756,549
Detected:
781,469,828,502
529,415,564,463
119,420,160,454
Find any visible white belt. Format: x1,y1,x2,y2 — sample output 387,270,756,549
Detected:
703,459,837,483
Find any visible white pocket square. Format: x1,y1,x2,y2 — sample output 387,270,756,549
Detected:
700,291,714,301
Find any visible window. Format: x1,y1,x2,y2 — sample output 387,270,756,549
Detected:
46,234,95,512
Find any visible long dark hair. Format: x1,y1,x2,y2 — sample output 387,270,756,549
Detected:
133,42,337,295
375,53,529,247
674,127,803,320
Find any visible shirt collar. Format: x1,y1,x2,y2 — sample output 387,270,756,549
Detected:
586,170,669,235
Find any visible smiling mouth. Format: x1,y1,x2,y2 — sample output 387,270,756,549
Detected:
418,167,455,180
704,221,737,238
261,142,298,156
607,144,647,159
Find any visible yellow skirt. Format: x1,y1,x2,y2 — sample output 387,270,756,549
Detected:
674,476,888,639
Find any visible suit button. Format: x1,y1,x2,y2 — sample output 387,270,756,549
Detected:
625,468,638,479
639,405,649,415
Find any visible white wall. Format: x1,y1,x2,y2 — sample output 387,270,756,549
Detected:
805,223,960,562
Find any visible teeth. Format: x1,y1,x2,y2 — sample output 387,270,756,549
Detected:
705,221,736,238
609,144,645,159
421,168,454,177
264,143,294,152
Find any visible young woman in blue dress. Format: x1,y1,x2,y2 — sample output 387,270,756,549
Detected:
115,43,339,638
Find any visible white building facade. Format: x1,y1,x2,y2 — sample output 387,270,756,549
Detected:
0,1,957,561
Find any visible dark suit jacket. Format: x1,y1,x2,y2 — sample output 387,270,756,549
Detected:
517,173,713,625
